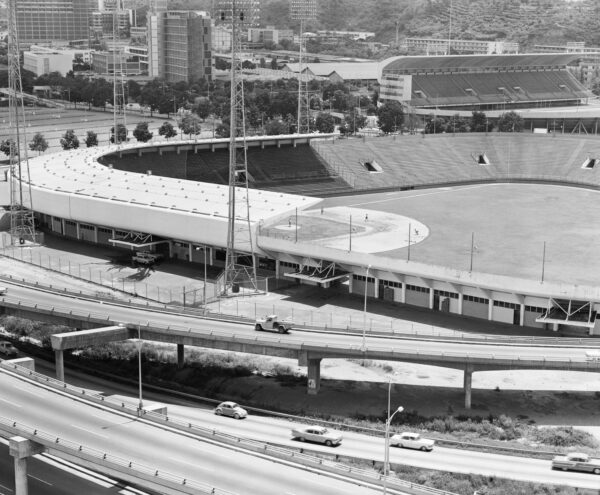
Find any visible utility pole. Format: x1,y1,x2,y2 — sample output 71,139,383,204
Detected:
291,0,317,134
8,0,37,246
220,0,260,296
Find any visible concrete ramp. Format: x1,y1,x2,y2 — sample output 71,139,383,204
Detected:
51,325,131,351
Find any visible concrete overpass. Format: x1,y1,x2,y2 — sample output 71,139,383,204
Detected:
2,284,600,409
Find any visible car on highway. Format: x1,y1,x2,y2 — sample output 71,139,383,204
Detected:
255,314,292,333
585,350,600,362
214,401,247,419
390,432,435,451
552,452,600,474
0,286,7,296
0,341,18,358
291,425,343,446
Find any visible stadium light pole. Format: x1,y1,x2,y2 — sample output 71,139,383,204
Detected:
362,264,371,351
384,379,403,495
134,325,143,414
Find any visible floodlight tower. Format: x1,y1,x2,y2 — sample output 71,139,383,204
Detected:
112,0,127,145
218,0,260,295
291,0,317,134
7,0,37,246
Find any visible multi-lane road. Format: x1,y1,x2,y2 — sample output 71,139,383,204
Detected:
0,370,384,495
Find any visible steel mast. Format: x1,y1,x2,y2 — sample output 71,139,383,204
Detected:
8,0,37,246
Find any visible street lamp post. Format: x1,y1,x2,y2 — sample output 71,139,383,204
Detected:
135,325,143,414
384,380,403,495
362,264,371,350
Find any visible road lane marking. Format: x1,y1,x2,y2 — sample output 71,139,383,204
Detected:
12,385,40,396
70,424,109,439
27,475,52,486
173,459,211,471
0,396,22,408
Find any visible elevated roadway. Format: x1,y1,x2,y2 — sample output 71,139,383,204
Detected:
0,369,384,495
1,280,599,407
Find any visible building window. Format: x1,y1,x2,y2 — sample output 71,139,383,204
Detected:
464,295,489,304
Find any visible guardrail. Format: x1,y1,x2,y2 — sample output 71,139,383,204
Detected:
0,415,237,495
0,361,457,495
2,273,600,349
2,297,600,369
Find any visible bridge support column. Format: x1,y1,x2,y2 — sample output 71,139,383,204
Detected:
55,349,64,382
488,299,494,321
307,358,321,395
429,289,435,309
177,344,185,369
275,260,280,279
373,278,379,299
401,284,406,304
10,436,44,495
519,303,525,326
458,293,464,315
348,274,353,293
463,364,473,409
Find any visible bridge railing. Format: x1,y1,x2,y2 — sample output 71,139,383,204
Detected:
0,361,459,495
0,414,238,495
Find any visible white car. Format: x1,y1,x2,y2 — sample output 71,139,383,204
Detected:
214,401,247,419
291,425,342,446
390,432,435,451
0,287,7,296
585,350,600,362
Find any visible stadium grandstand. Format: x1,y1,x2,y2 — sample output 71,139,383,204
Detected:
378,54,591,111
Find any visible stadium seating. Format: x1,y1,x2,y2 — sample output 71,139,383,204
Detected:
311,134,600,192
411,70,586,107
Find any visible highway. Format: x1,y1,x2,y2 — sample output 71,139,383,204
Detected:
0,440,153,495
2,282,599,369
0,370,383,495
3,361,600,491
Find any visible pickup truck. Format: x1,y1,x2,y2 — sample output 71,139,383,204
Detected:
255,315,292,333
551,452,600,474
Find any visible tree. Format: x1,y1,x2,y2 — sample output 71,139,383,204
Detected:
376,101,404,134
270,56,278,70
0,138,16,157
133,122,153,142
344,110,367,135
214,123,230,138
315,112,335,133
264,119,288,135
110,124,128,144
84,131,98,147
158,121,177,140
195,99,212,121
60,129,79,150
424,115,446,134
471,111,494,132
29,132,49,155
178,114,201,138
497,111,524,132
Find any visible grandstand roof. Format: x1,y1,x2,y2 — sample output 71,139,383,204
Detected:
284,62,379,81
381,53,583,74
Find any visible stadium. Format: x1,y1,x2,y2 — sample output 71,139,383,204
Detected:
8,53,600,336
18,129,600,337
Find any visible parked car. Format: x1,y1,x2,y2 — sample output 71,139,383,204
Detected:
291,426,342,446
214,401,247,419
552,452,600,474
390,432,435,451
0,286,7,296
0,341,18,358
255,314,292,333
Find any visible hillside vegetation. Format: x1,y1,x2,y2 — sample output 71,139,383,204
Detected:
260,0,600,49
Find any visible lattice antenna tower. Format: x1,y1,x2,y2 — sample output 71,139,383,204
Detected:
113,0,127,145
8,0,37,245
218,0,260,295
291,0,317,134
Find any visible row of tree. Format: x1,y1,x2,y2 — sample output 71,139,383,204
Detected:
424,111,525,134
